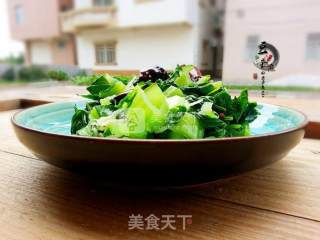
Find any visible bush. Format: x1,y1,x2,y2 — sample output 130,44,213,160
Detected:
2,68,15,81
72,75,98,86
18,66,47,81
4,54,24,65
47,70,69,81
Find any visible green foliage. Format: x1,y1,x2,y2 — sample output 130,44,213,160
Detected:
2,68,15,81
84,75,126,100
0,54,24,64
72,74,97,86
72,74,135,86
71,107,89,134
47,70,69,81
18,66,47,81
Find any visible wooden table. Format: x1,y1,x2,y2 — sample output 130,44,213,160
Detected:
0,90,320,239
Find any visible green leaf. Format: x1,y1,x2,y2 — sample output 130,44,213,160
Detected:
113,75,134,85
231,89,249,123
87,76,111,95
170,113,204,139
86,75,126,100
167,106,187,126
245,102,259,123
71,107,89,134
164,85,184,97
174,65,194,87
211,88,232,112
196,114,226,128
226,123,250,137
182,83,214,96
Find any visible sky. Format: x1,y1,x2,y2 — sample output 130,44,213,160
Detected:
0,0,24,58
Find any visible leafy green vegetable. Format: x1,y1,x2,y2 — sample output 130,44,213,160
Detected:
71,65,259,139
170,113,204,139
164,86,184,97
167,106,187,126
71,107,89,134
84,75,126,100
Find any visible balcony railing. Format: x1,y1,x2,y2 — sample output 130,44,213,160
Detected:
61,6,117,33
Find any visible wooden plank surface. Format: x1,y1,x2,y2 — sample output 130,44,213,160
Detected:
0,83,85,103
0,110,320,239
0,150,319,240
0,111,34,159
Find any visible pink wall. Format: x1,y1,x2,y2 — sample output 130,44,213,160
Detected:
7,0,73,40
51,35,77,65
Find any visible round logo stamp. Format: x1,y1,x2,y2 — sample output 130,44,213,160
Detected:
253,41,280,72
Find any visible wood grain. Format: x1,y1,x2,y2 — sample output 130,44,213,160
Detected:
184,146,320,221
0,99,20,112
0,150,319,240
0,111,34,159
305,121,320,139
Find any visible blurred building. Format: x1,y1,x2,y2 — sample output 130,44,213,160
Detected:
7,0,77,65
7,0,225,77
61,0,225,76
223,0,320,84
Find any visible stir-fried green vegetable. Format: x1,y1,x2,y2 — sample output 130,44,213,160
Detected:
71,65,259,139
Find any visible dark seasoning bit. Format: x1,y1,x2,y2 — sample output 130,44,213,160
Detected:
112,66,169,104
189,66,202,81
219,112,225,120
138,66,169,82
111,91,130,104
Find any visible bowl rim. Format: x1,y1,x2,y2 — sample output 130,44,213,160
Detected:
11,101,309,144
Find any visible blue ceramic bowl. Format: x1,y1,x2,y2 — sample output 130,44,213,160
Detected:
12,102,308,187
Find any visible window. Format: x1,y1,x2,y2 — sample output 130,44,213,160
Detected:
306,33,320,60
245,35,259,62
14,5,24,25
209,0,216,7
93,0,113,7
60,5,72,12
95,43,116,65
57,40,66,49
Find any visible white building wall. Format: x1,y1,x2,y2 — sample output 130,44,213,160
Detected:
30,40,52,65
223,0,320,84
73,0,219,72
74,0,194,27
76,26,195,71
116,0,192,27
193,1,216,69
74,0,92,9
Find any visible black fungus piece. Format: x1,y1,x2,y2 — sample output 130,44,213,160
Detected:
138,66,169,82
111,91,129,105
189,66,202,82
